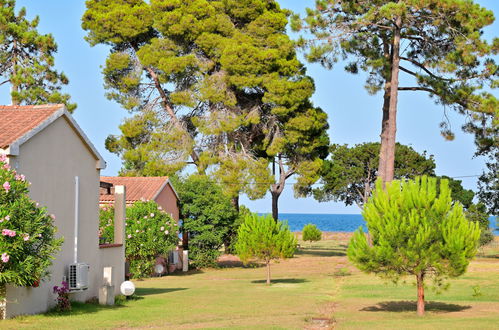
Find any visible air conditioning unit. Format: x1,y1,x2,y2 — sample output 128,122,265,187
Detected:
68,263,89,291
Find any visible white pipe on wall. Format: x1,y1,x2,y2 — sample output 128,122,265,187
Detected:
74,176,79,264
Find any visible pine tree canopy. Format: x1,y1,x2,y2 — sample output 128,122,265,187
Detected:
0,0,75,110
82,0,329,206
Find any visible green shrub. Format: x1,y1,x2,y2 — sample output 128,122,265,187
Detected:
0,154,63,318
99,200,178,278
235,213,296,285
176,174,238,268
302,223,322,246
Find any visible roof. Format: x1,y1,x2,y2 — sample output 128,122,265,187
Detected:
0,104,105,169
99,176,179,203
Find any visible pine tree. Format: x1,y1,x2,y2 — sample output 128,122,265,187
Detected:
292,0,498,184
83,0,329,220
302,223,322,247
0,0,75,110
235,213,296,285
348,176,481,316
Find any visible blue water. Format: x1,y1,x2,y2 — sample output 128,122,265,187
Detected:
272,213,498,235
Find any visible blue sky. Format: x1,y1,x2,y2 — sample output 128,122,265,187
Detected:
2,0,498,215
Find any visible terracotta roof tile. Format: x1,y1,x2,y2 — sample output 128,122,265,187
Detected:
100,176,170,203
0,104,64,149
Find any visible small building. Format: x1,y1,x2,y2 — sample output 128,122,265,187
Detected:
99,176,180,222
0,104,125,318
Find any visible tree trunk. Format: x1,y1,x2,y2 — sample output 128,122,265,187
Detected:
416,272,425,316
378,17,402,184
269,155,294,221
266,260,271,285
0,284,6,319
271,191,280,221
11,40,18,106
231,195,239,213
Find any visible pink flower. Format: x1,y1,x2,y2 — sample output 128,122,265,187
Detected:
1,253,9,263
135,230,139,233
2,163,9,170
164,230,169,235
157,206,162,210
3,182,10,192
150,213,155,217
0,154,6,162
127,234,132,239
50,214,56,220
15,174,25,181
23,234,29,241
160,226,165,231
5,215,9,221
2,229,16,237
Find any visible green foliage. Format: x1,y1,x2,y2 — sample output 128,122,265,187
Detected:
311,142,435,207
302,224,322,244
0,154,63,288
436,176,475,209
0,0,75,110
294,0,498,121
82,0,328,206
235,213,296,284
176,174,237,268
99,201,178,278
466,203,494,246
348,176,481,310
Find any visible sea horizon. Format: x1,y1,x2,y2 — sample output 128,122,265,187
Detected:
258,212,498,235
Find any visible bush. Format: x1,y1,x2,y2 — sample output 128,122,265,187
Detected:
348,176,480,316
235,213,296,285
176,175,237,268
99,200,178,278
0,154,63,318
302,223,322,246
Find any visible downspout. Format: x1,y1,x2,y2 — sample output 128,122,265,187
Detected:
74,176,79,264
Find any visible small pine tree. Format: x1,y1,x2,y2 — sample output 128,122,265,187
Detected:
0,155,63,319
235,213,296,285
302,223,322,247
348,176,480,316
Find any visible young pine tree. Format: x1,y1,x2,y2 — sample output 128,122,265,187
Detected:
348,176,481,316
235,213,296,285
302,223,322,247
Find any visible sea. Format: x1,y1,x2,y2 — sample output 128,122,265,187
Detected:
271,213,498,235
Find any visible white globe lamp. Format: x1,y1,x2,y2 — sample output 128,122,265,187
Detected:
120,281,135,297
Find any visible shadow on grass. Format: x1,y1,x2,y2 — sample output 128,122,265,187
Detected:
251,278,308,284
361,300,471,313
217,260,265,268
295,248,346,257
136,287,187,296
42,302,127,318
166,269,204,276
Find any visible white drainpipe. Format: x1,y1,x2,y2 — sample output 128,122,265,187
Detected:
74,176,79,264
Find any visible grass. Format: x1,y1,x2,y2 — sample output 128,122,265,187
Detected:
3,234,499,329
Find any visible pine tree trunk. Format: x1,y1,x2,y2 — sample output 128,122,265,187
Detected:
271,191,279,221
0,284,6,320
266,260,271,285
416,272,425,316
231,196,239,213
378,17,402,184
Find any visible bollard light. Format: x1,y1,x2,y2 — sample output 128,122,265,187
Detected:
120,281,135,296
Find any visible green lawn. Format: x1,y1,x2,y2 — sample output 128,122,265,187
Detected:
3,234,499,329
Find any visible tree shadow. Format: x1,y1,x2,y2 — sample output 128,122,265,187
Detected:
166,269,204,276
251,278,308,284
217,260,265,268
361,300,471,313
295,248,346,257
136,287,187,296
